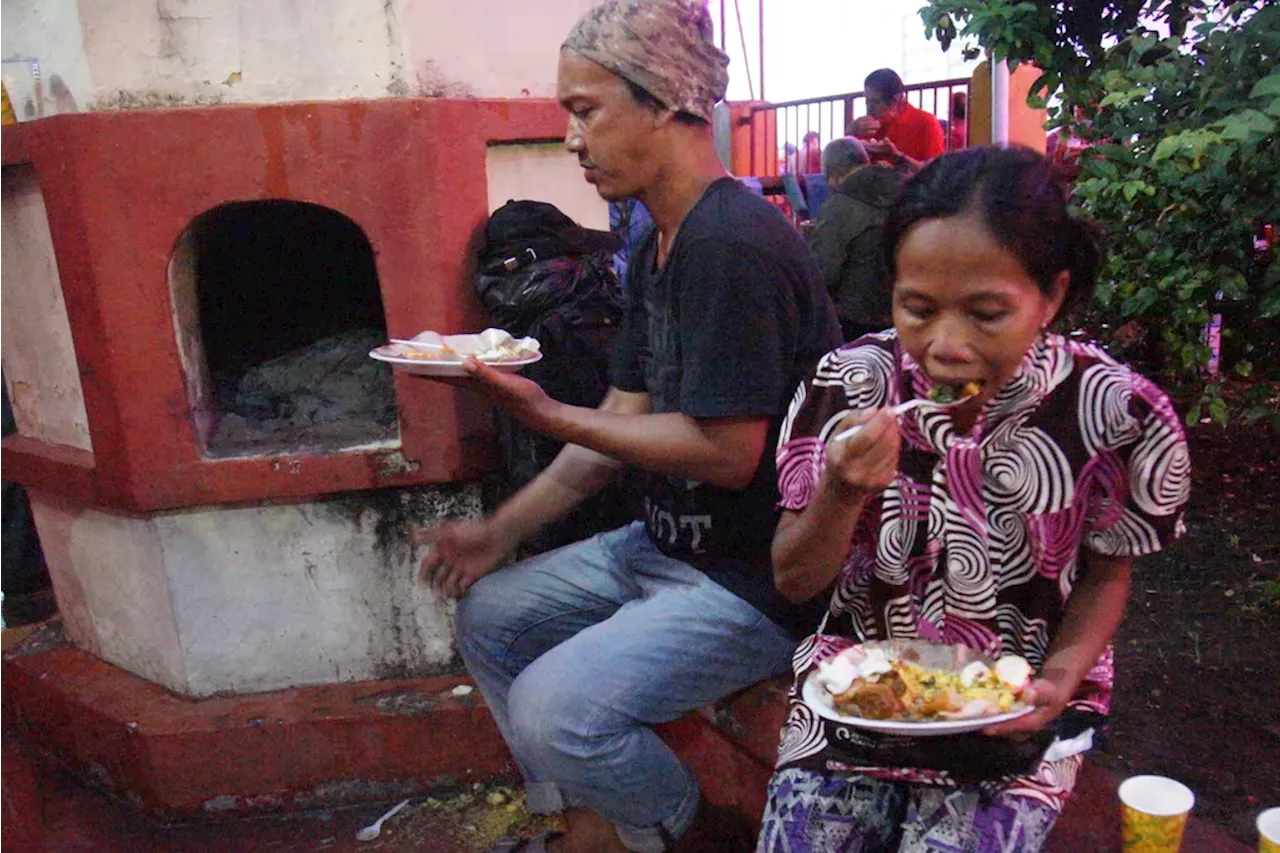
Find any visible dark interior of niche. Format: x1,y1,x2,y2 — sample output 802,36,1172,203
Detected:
192,200,397,457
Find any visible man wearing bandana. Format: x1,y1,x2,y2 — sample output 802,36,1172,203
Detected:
414,2,839,850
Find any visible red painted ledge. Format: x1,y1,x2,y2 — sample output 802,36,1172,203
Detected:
3,634,515,817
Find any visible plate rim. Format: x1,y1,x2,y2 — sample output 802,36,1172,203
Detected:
800,658,1035,735
369,347,544,371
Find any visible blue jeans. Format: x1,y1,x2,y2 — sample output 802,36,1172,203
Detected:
456,522,798,853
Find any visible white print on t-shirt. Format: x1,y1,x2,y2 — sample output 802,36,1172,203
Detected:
644,497,712,553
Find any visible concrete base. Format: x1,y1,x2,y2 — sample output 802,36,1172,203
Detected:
29,485,479,699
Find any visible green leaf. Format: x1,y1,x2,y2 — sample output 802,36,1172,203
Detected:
1260,289,1280,318
1234,360,1253,378
1121,286,1159,315
1209,397,1229,426
1249,74,1280,99
1243,405,1270,425
1218,109,1276,141
1185,404,1201,427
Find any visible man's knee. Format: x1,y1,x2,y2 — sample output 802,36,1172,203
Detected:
453,573,511,659
507,663,610,762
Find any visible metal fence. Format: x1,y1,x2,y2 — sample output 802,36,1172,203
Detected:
746,77,971,179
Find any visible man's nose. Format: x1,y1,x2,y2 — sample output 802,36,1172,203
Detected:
564,121,585,153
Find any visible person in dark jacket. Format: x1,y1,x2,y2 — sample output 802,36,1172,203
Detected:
811,136,906,341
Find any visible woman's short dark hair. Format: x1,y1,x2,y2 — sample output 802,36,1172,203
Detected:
624,78,707,127
883,145,1104,319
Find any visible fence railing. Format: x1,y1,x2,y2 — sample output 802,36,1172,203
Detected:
746,77,971,179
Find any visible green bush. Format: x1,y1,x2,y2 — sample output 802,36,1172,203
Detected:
921,1,1280,428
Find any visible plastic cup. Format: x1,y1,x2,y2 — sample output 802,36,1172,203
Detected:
1259,807,1280,853
1118,775,1195,852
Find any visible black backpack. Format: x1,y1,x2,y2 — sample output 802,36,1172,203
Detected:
473,202,636,553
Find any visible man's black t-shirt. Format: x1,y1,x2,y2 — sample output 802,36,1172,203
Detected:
611,177,841,636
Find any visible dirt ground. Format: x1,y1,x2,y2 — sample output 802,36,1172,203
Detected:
1089,406,1280,845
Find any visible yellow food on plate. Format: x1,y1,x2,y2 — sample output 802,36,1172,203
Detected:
814,647,1028,721
399,342,537,362
402,346,456,360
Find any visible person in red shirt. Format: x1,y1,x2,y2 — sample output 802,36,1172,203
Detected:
800,130,823,174
848,68,945,171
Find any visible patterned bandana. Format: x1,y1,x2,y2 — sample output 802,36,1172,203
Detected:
563,0,730,122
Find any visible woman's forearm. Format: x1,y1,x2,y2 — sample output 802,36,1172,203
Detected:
1039,552,1134,694
772,476,870,603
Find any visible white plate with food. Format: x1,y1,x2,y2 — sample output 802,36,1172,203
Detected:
802,639,1036,736
370,328,542,377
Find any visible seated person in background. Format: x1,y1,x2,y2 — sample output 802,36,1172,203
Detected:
848,68,945,171
780,142,799,174
949,91,968,150
810,136,904,342
800,130,823,175
758,146,1190,853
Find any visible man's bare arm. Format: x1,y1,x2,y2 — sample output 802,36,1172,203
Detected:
488,388,649,544
462,361,771,490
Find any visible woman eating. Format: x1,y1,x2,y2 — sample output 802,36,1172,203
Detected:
757,146,1191,852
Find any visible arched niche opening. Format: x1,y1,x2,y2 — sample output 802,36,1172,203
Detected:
168,200,398,458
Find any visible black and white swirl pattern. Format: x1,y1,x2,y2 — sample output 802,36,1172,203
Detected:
883,593,917,638
984,416,1075,515
775,700,829,767
1129,414,1191,517
986,335,1075,421
918,574,947,632
875,489,914,585
912,407,956,455
942,503,996,619
1078,364,1144,456
927,475,948,540
791,632,820,672
1058,552,1082,600
989,504,1035,591
813,344,894,411
816,410,857,444
1086,507,1162,556
830,550,876,628
996,603,1051,665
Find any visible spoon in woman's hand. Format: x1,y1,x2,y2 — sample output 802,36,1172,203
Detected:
356,798,411,842
833,383,984,443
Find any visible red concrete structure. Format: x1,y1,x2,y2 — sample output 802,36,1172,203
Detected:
1,99,570,511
